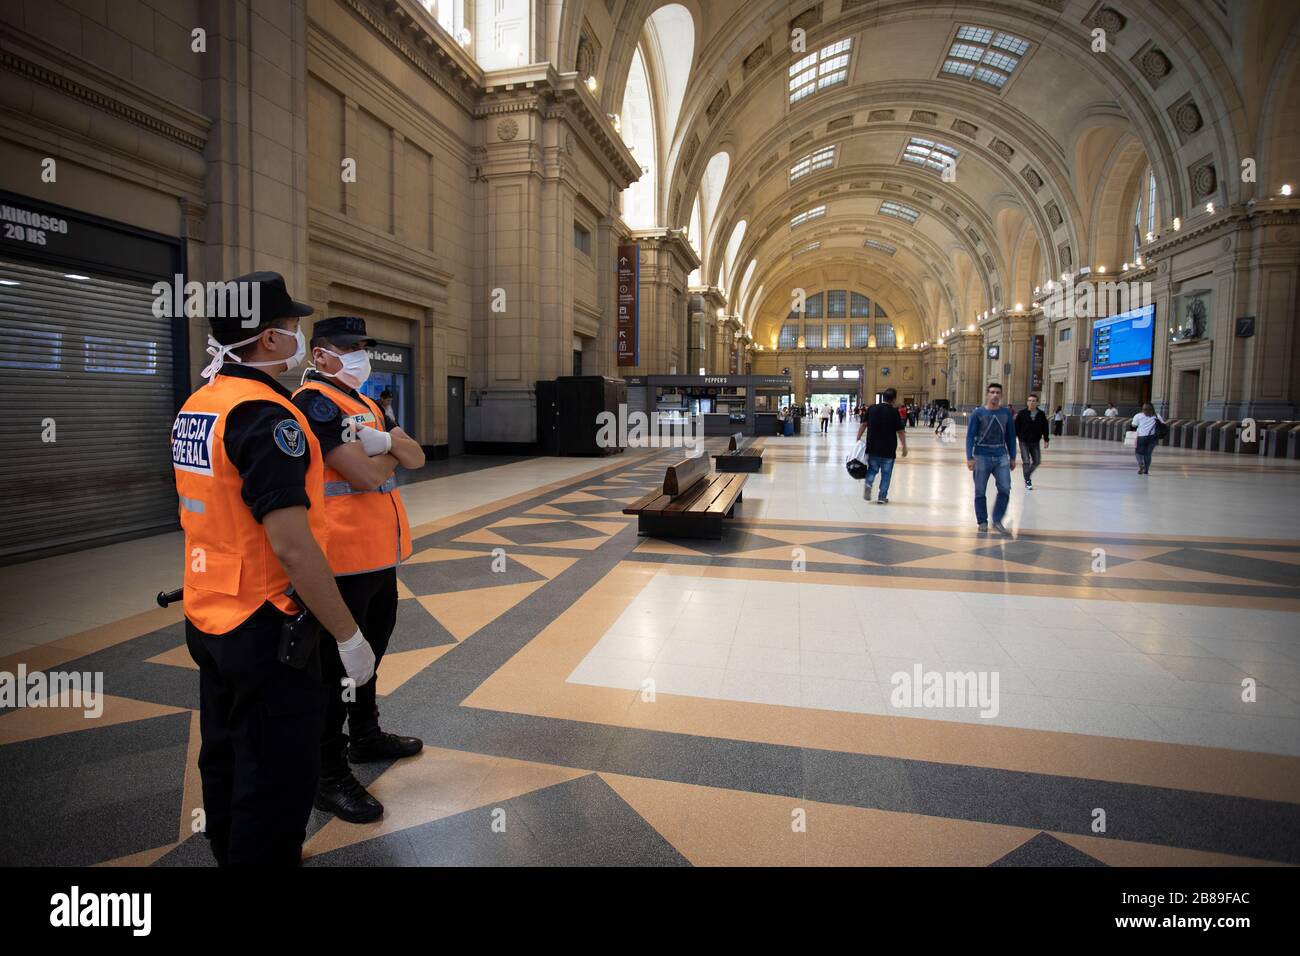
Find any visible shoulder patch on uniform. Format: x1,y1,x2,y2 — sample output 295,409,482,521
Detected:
307,394,337,423
273,419,307,458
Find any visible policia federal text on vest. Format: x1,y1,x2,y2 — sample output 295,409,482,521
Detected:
292,315,426,824
171,272,377,865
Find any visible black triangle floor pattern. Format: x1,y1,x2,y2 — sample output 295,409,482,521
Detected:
990,832,1108,867
158,774,691,867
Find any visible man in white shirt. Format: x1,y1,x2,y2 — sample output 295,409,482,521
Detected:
1081,404,1097,417
1104,403,1119,417
819,403,831,434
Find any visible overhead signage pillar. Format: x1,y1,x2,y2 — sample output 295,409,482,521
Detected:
616,244,639,368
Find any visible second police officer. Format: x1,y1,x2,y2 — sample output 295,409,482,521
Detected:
293,316,426,822
172,273,376,864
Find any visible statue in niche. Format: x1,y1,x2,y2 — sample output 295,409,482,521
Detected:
1170,289,1211,343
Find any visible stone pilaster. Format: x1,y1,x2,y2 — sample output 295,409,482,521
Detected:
467,68,639,444
947,330,985,408
627,228,700,375
201,0,310,292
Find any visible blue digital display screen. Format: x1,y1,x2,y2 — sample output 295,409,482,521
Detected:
1091,304,1155,380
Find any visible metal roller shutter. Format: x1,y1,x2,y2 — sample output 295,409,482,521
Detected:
0,259,178,561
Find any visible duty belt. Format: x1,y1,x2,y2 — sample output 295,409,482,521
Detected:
323,475,398,497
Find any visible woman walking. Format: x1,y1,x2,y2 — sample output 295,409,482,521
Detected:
1131,402,1164,475
1052,405,1065,437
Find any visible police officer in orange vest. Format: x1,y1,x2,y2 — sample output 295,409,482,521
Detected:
172,273,377,865
292,316,425,823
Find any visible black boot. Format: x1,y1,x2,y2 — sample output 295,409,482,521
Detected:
314,772,384,824
348,729,423,763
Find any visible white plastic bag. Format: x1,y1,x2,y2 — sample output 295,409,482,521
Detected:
851,438,869,464
1123,430,1137,447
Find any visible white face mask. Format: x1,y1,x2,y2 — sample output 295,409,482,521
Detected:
317,348,372,390
201,326,305,379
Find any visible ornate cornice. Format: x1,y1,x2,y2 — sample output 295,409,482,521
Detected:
339,0,480,113
0,47,207,151
632,227,702,273
519,73,641,186
339,0,637,187
1142,202,1300,257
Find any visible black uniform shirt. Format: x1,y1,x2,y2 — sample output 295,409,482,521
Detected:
291,371,368,456
217,364,312,522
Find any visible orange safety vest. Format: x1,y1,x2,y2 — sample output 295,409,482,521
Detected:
172,373,328,635
292,378,413,576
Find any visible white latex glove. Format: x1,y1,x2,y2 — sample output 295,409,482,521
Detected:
337,630,376,686
357,425,393,457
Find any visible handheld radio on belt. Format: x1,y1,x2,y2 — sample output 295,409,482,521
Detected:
155,587,321,669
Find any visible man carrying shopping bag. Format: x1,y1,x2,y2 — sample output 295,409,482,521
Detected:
854,387,908,504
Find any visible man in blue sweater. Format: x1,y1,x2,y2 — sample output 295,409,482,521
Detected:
965,382,1017,534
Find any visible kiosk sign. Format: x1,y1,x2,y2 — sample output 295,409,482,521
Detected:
617,244,639,367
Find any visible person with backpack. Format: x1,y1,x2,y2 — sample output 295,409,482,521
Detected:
1130,402,1166,475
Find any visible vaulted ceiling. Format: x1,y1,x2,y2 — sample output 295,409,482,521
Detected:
563,0,1293,350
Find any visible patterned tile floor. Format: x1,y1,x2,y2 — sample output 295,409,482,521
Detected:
1,426,1298,866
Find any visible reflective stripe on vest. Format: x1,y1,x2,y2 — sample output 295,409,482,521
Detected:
292,379,413,575
172,375,328,635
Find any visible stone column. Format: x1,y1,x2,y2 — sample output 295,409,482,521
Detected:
468,74,638,444
948,330,984,407
470,105,543,444
978,310,1034,406
1238,209,1300,418
629,229,699,375
201,0,310,294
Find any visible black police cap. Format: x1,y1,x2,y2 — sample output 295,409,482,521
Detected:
208,271,313,344
312,315,376,347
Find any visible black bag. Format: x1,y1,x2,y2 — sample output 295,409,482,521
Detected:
846,457,868,480
1154,419,1170,440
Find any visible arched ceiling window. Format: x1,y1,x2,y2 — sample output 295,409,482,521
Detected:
644,5,693,143
700,153,730,236
779,291,895,350
1134,167,1158,257
720,220,746,290
687,195,702,286
736,259,757,314
621,47,656,228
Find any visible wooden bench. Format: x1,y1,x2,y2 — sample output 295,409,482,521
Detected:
712,432,765,473
623,453,746,539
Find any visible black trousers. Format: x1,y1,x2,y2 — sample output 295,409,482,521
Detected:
185,604,324,866
319,568,398,779
1019,438,1042,480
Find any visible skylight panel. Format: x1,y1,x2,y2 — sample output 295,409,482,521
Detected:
901,137,960,175
790,204,827,228
879,201,920,223
790,147,835,183
941,25,1029,92
789,37,853,104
